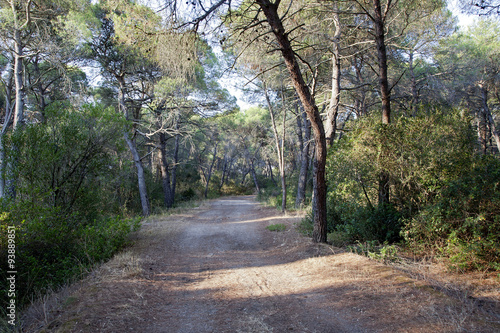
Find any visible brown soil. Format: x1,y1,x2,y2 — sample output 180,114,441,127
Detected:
22,196,500,332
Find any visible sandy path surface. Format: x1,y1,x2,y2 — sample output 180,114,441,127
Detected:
23,196,499,332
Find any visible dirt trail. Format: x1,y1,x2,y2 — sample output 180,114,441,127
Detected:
23,196,499,332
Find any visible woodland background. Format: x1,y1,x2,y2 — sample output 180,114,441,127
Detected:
0,0,499,320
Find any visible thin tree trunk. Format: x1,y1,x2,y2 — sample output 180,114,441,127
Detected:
117,76,150,216
171,123,180,204
0,59,14,198
33,57,47,123
264,83,286,212
159,132,173,208
242,143,260,193
249,159,260,194
409,51,419,117
325,7,341,146
257,0,327,242
241,168,249,185
281,91,287,212
219,155,226,190
296,107,311,208
480,86,500,153
13,27,24,131
204,142,218,198
124,131,150,216
267,159,277,186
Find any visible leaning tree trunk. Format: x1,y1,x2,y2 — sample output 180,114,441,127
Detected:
325,7,341,146
117,76,150,216
124,132,150,216
257,0,328,242
5,28,27,200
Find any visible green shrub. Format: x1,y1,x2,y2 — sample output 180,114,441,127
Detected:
266,223,286,232
0,103,142,311
403,155,500,271
296,210,314,237
0,201,141,308
326,109,475,245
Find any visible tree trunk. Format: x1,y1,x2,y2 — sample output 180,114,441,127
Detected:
13,28,24,131
281,97,287,212
409,51,419,117
124,131,150,216
267,159,277,186
33,57,47,123
325,7,341,146
171,124,180,204
296,107,311,208
5,28,26,200
480,86,500,153
249,159,260,194
219,155,228,190
373,0,391,126
117,76,150,216
0,59,14,198
257,0,327,242
373,0,391,206
241,168,249,185
204,142,218,198
159,132,174,208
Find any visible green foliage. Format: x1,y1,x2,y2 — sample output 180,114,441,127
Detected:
296,210,314,237
326,109,476,243
0,203,140,307
348,241,400,263
403,155,500,271
326,108,499,271
7,103,125,217
266,223,287,232
332,204,402,244
258,184,298,211
0,103,141,310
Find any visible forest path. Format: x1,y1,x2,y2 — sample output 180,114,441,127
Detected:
24,196,499,332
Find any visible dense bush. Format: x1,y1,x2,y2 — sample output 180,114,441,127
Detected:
0,205,140,306
403,155,500,271
0,103,141,311
324,109,500,270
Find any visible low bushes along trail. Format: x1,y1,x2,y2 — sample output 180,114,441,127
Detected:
23,196,499,332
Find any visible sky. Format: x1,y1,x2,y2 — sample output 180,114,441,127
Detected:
448,1,475,28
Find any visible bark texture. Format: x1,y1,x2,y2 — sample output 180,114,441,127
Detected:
373,0,391,206
295,107,311,208
325,8,341,146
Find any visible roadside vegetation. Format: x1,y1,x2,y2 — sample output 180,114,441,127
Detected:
1,0,500,329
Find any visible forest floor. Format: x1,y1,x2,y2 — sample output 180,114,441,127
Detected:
22,196,500,332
